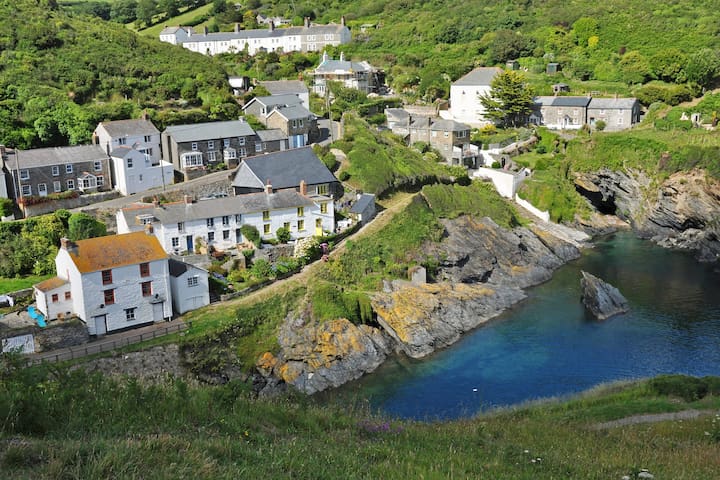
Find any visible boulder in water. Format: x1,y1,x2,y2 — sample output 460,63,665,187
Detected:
580,271,629,320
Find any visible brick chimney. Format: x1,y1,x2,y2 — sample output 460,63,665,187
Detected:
265,180,273,194
60,237,78,254
145,223,154,235
300,179,307,196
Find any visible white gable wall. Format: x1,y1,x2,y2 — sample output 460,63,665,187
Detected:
170,267,210,315
450,84,493,126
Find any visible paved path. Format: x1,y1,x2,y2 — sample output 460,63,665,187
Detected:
29,318,187,364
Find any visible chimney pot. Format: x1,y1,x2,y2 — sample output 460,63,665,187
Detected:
300,180,307,196
145,224,154,235
265,180,272,194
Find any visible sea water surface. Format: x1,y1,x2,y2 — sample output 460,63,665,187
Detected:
327,232,720,420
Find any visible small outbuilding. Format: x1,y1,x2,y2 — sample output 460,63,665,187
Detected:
349,193,377,225
168,258,210,315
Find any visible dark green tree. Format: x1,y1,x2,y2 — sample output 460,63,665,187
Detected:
135,0,157,28
68,213,107,241
685,49,720,88
479,70,534,127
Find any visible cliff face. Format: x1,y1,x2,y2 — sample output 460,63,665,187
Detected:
371,216,581,359
255,317,392,395
575,169,720,262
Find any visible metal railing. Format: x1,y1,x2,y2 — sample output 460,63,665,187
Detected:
27,321,189,365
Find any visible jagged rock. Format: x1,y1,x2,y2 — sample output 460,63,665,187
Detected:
580,271,629,320
256,318,392,395
575,169,720,262
372,282,526,358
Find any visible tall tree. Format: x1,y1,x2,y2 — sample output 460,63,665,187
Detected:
479,70,534,127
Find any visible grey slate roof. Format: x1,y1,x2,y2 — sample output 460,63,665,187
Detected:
314,59,375,74
385,108,410,123
109,146,136,159
588,97,639,109
231,147,338,190
244,94,302,110
163,120,255,143
97,119,159,137
267,105,314,121
260,80,308,95
12,145,108,169
256,129,287,142
121,189,317,226
168,258,207,277
349,194,375,214
453,67,503,87
549,96,591,107
180,24,346,43
431,119,470,132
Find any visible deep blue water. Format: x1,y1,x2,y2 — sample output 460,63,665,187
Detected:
327,232,720,420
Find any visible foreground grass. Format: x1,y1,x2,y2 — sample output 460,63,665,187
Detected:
2,366,719,479
0,275,52,295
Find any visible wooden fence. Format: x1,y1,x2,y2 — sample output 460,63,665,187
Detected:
27,321,189,365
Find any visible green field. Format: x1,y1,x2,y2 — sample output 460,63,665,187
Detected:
0,275,52,295
135,4,214,37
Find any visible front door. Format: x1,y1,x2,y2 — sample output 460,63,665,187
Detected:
93,315,107,336
152,302,164,322
186,235,193,252
315,218,323,236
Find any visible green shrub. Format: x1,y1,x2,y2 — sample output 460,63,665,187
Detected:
240,224,260,245
276,227,291,243
649,375,710,401
594,120,606,131
338,171,350,181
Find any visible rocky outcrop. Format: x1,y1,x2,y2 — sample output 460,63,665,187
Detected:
371,216,582,359
580,271,629,320
373,281,525,358
256,317,392,395
575,169,720,262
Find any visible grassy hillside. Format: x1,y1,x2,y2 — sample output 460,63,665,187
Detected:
137,3,215,38
2,359,719,479
0,0,236,149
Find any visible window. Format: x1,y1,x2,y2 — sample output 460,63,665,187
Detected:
94,161,102,171
182,153,203,167
187,276,199,287
298,119,303,128
255,142,263,152
172,237,179,248
263,224,271,235
262,210,270,221
222,216,229,226
444,131,449,137
297,219,305,231
65,164,73,174
297,206,304,217
239,147,247,157
223,138,230,148
118,138,127,145
208,231,215,242
125,308,136,321
308,35,316,41
235,214,241,223
238,137,246,146
144,135,152,142
141,281,152,297
51,293,58,303
283,222,290,230
191,142,198,151
102,269,112,285
38,183,47,195
317,184,328,195
208,140,215,149
617,117,624,125
53,181,61,192
65,291,71,300
96,175,104,187
178,222,184,232
207,151,216,162
104,289,115,305
223,230,230,240
19,169,29,180
67,179,75,190
206,218,214,227
139,262,150,277
127,157,133,168
320,202,328,214
21,185,31,196
51,166,59,176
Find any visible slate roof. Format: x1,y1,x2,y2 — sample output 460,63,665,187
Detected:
97,119,159,137
545,96,592,108
588,97,639,110
385,108,410,123
168,258,207,278
231,147,338,190
11,145,108,169
314,59,375,74
244,94,302,110
260,80,308,95
349,194,375,214
431,119,470,132
34,276,68,292
109,145,145,159
66,232,167,274
267,105,314,121
256,129,287,142
453,67,503,87
120,190,317,226
164,120,255,143
179,24,347,43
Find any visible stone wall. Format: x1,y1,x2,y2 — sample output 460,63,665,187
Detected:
0,319,89,353
22,191,121,218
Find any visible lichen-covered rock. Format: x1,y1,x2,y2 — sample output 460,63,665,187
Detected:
372,281,526,359
256,318,392,394
580,271,630,320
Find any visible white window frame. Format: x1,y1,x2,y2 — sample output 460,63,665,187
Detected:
172,237,179,248
191,142,198,151
53,181,61,193
37,183,47,195
97,175,104,187
94,161,102,171
67,179,75,190
238,137,246,146
182,152,203,167
187,276,199,287
208,140,215,149
19,169,29,180
51,166,59,176
207,151,217,162
125,308,136,321
65,164,73,174
127,157,133,169
223,138,230,148
255,142,263,152
21,184,31,196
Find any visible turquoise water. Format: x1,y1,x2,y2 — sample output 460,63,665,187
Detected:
328,232,720,420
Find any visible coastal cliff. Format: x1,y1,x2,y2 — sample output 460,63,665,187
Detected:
256,215,583,393
575,169,720,262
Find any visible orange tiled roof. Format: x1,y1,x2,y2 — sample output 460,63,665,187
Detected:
34,276,68,292
68,232,167,273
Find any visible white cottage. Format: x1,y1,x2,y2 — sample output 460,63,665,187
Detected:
450,67,503,126
168,259,210,315
34,232,173,336
110,146,174,196
93,117,162,164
